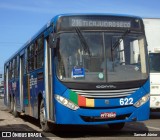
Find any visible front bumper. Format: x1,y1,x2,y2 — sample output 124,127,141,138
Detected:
54,99,149,125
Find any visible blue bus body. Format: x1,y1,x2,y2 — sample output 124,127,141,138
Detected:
54,80,150,124
4,14,150,131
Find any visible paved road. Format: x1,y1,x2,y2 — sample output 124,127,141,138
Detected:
0,98,160,140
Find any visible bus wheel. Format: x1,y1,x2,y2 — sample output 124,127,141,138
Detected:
40,100,50,132
108,122,125,130
12,97,18,117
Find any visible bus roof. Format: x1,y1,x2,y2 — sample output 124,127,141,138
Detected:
4,13,142,65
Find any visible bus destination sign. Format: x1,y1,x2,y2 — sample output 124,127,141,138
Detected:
57,16,142,32
70,18,131,28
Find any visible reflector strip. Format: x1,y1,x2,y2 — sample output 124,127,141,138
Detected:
69,90,78,105
78,95,86,107
86,98,94,107
69,90,95,107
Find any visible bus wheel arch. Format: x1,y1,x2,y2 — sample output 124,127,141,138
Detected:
39,99,51,132
38,92,43,119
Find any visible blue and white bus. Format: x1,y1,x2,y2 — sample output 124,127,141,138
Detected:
4,14,150,131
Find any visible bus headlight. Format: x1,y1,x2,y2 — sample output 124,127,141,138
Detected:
55,95,79,110
134,94,150,108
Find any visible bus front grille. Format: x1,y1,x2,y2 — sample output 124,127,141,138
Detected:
72,88,138,98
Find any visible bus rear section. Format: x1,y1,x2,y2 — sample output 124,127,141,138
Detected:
149,52,160,110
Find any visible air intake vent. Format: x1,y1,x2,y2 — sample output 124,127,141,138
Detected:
72,88,138,98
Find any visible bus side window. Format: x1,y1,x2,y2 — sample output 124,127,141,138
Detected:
14,57,17,78
37,36,44,68
16,56,19,78
28,43,35,71
24,49,28,74
9,62,12,80
12,59,15,78
35,41,38,69
12,56,19,78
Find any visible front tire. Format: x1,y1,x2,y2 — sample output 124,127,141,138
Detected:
39,100,50,132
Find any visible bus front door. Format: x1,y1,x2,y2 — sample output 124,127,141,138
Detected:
44,38,54,121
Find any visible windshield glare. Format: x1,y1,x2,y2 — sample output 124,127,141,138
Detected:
56,32,148,83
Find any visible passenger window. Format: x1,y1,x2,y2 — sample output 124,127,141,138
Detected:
37,36,44,69
28,44,35,71
9,62,12,79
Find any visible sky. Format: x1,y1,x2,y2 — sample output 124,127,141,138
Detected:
0,0,160,81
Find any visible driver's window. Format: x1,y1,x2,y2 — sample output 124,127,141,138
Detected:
119,39,125,65
112,37,125,65
130,40,140,64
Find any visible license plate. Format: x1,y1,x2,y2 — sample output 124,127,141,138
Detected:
100,112,116,119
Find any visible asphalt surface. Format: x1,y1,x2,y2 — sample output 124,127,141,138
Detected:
0,98,160,140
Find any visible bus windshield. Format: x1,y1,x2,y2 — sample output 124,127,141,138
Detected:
56,31,148,83
149,53,160,73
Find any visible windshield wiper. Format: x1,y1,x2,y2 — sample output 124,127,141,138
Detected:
75,27,91,56
112,29,130,51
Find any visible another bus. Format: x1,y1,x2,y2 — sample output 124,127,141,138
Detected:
4,14,150,131
143,18,160,111
149,50,160,110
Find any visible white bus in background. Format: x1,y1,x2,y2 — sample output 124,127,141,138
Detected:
143,18,160,111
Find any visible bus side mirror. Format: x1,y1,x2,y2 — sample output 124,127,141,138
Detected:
49,33,56,48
